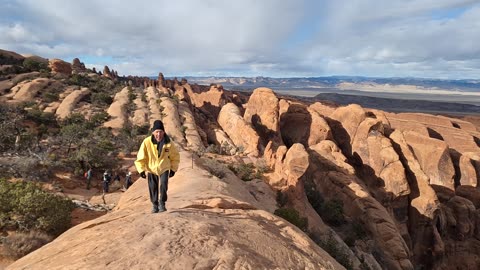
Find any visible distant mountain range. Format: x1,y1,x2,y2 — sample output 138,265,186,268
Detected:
181,75,480,114
183,76,480,92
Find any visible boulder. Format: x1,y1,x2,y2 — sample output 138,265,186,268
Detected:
0,72,39,94
309,140,355,175
447,196,476,240
209,128,236,155
12,78,50,101
459,152,480,187
178,101,205,152
390,130,442,265
328,104,366,157
307,107,333,146
403,131,455,192
131,89,149,127
308,102,337,118
386,116,429,137
352,118,410,200
183,83,226,119
104,87,130,131
218,103,260,156
48,58,72,75
56,87,90,119
244,87,280,142
279,100,331,148
145,86,163,122
160,97,186,145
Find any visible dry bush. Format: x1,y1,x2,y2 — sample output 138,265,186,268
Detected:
2,231,53,259
200,158,228,179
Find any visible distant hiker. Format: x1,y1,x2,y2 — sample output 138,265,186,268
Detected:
85,168,92,190
135,120,180,213
114,173,121,183
124,171,132,189
103,170,112,194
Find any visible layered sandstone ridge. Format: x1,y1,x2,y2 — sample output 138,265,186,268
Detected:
8,150,343,270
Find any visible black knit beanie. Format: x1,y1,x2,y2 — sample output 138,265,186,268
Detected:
151,120,165,132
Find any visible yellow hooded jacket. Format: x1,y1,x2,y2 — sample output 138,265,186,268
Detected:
135,135,180,176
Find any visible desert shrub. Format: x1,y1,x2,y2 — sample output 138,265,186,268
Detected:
0,179,74,235
344,221,368,247
42,91,59,102
2,231,53,259
88,111,110,128
89,77,116,93
22,58,49,72
59,123,89,153
236,145,245,154
304,177,323,212
91,92,113,106
228,163,256,181
67,74,90,86
274,208,308,232
65,127,118,172
304,178,345,226
321,199,346,226
219,141,235,155
61,112,86,126
11,157,41,180
0,64,23,75
0,54,23,65
315,233,353,270
25,108,57,126
205,144,220,154
128,91,136,102
255,158,269,173
115,123,144,154
200,158,227,179
0,104,24,151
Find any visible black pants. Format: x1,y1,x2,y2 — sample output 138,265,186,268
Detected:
103,181,109,193
148,171,169,206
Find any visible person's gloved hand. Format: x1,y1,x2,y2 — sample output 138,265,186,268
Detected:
169,170,175,177
140,171,146,178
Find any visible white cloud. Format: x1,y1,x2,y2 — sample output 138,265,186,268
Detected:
1,0,480,78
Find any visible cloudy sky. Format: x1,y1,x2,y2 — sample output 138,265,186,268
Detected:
1,0,479,78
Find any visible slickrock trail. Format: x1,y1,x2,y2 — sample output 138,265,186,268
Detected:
8,148,344,270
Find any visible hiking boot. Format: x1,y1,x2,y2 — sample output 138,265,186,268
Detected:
158,202,166,212
151,205,159,213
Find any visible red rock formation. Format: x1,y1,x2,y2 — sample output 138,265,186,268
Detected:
158,72,165,87
71,58,86,73
244,88,281,147
218,103,260,156
402,131,455,193
48,59,72,75
103,65,112,79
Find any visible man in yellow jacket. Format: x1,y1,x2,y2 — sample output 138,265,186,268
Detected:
135,120,180,213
